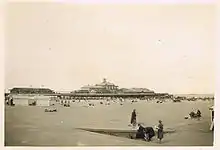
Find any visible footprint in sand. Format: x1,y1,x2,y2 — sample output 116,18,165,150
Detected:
76,141,86,146
21,140,28,144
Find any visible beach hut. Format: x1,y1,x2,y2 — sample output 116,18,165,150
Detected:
209,106,214,131
35,95,51,106
12,95,30,106
11,94,52,106
49,96,58,105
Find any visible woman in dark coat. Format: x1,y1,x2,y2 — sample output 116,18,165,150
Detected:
130,109,137,126
157,120,164,143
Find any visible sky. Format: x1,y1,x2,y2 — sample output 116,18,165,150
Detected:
5,3,216,94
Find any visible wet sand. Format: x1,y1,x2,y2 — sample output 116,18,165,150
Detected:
5,100,214,146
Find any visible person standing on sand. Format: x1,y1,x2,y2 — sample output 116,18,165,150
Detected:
130,109,137,127
196,109,201,120
157,120,164,143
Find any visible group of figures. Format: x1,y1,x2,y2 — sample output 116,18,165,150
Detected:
189,109,201,119
184,109,202,120
45,108,57,112
5,97,15,106
130,109,164,143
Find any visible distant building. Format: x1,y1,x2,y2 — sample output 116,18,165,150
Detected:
119,88,154,93
95,78,118,91
10,87,55,94
9,87,56,106
73,78,158,95
75,78,119,94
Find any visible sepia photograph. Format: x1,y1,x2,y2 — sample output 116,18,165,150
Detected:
4,1,216,147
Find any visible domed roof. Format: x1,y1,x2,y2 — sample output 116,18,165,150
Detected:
97,78,116,86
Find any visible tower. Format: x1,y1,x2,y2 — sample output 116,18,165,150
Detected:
103,78,107,83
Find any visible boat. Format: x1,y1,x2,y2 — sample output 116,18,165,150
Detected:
76,127,176,140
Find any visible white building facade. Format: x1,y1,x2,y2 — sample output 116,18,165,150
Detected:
11,94,57,106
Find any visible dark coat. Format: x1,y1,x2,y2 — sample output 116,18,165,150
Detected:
136,125,145,139
145,127,155,138
136,126,155,140
197,110,201,117
157,123,164,139
130,111,136,124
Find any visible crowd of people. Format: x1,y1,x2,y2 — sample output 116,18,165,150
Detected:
172,96,214,102
57,95,214,106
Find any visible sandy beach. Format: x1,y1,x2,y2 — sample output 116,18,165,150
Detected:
5,99,214,146
4,2,216,147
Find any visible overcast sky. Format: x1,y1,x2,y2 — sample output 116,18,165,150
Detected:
5,3,216,94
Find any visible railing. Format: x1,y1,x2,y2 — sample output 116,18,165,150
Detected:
42,93,169,97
